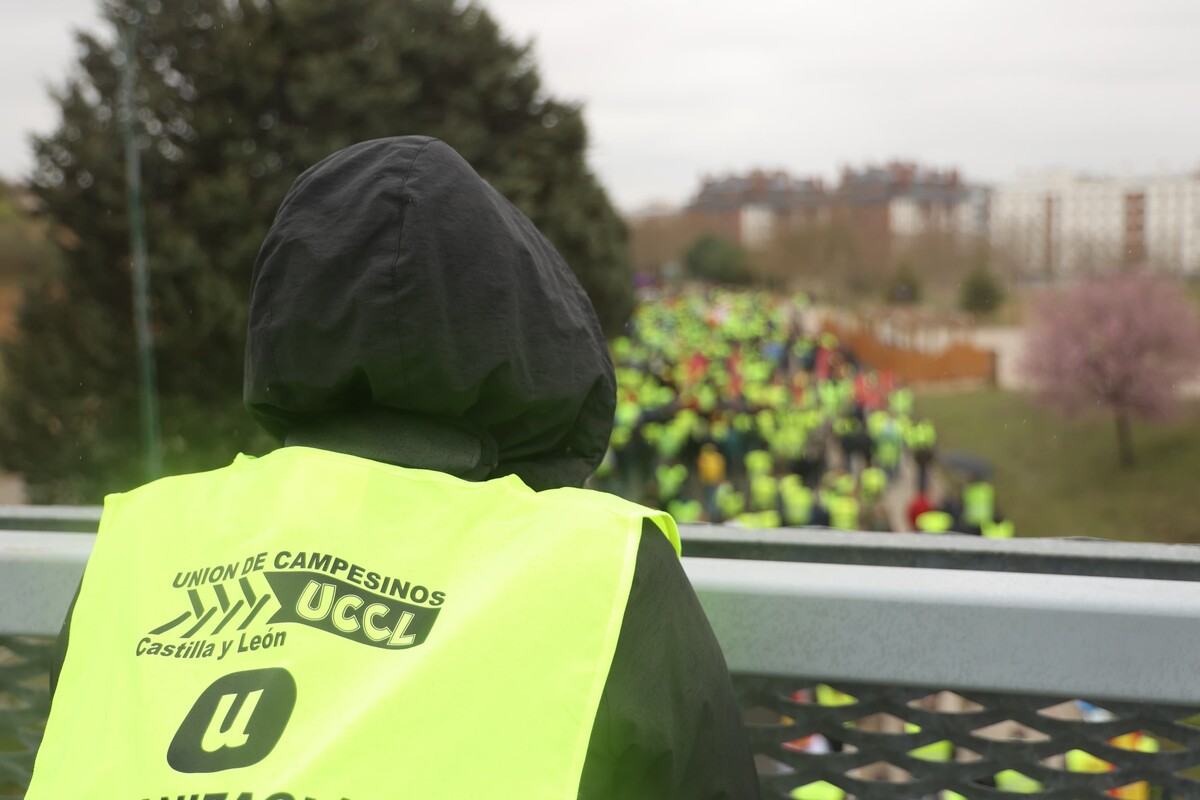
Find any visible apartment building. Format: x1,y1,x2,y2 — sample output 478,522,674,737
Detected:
1145,176,1200,275
684,162,982,255
836,162,981,242
990,172,1200,277
685,170,828,249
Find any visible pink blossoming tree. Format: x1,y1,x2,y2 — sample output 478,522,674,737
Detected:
1022,271,1200,468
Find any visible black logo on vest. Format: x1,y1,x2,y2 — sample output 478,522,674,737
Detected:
167,668,297,773
143,550,446,659
264,571,440,649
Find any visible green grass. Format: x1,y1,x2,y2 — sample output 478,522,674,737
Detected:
916,389,1200,543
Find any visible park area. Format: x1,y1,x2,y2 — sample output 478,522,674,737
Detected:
919,389,1200,544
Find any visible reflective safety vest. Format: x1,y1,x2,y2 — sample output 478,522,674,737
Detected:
832,417,855,437
667,498,704,523
745,449,774,477
750,474,779,512
655,462,689,503
827,496,859,531
29,447,678,799
889,388,914,416
875,436,901,469
715,483,746,521
916,510,954,533
962,481,995,527
781,485,814,527
906,420,937,450
860,467,887,498
982,519,1015,539
735,510,782,529
867,410,889,440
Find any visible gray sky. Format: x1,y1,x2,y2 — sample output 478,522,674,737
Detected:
4,0,1200,210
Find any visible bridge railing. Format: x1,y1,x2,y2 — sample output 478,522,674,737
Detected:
3,509,1200,798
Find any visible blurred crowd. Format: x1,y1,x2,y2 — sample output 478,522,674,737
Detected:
592,289,1014,537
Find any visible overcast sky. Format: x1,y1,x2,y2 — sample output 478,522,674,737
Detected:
4,0,1200,210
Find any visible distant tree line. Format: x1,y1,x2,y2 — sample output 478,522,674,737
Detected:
632,212,1008,314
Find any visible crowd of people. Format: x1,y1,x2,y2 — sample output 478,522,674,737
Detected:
592,289,1014,537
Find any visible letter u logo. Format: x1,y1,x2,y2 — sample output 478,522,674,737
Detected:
200,689,264,752
168,668,296,773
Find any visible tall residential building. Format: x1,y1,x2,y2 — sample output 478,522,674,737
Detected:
1145,176,1200,274
990,172,1200,277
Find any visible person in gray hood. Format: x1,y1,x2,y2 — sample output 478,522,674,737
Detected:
47,136,759,799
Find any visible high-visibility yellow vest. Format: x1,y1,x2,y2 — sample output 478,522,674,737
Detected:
962,481,995,527
29,446,677,799
982,519,1015,539
656,462,689,502
735,510,782,529
667,498,704,523
781,485,814,527
860,467,887,498
750,473,779,512
916,510,954,534
745,448,774,477
827,496,859,530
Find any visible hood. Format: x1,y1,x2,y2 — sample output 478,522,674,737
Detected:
244,136,615,490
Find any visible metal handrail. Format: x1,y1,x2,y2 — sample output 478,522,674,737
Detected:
5,520,1200,705
6,513,1200,798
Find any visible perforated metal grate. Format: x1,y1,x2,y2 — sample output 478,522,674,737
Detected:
4,639,1200,797
739,675,1200,799
0,637,50,798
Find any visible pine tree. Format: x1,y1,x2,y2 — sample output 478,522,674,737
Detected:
684,235,752,285
2,0,633,502
959,264,1005,314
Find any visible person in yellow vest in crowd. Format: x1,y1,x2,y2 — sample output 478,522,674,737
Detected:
982,518,1016,538
916,509,955,534
714,480,747,523
780,475,814,527
961,479,995,529
30,138,760,799
907,418,937,493
827,493,860,531
697,442,727,517
655,461,690,507
858,466,890,531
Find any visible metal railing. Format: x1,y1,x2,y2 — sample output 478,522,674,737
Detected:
3,509,1200,798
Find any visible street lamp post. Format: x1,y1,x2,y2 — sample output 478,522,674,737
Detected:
118,0,162,482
